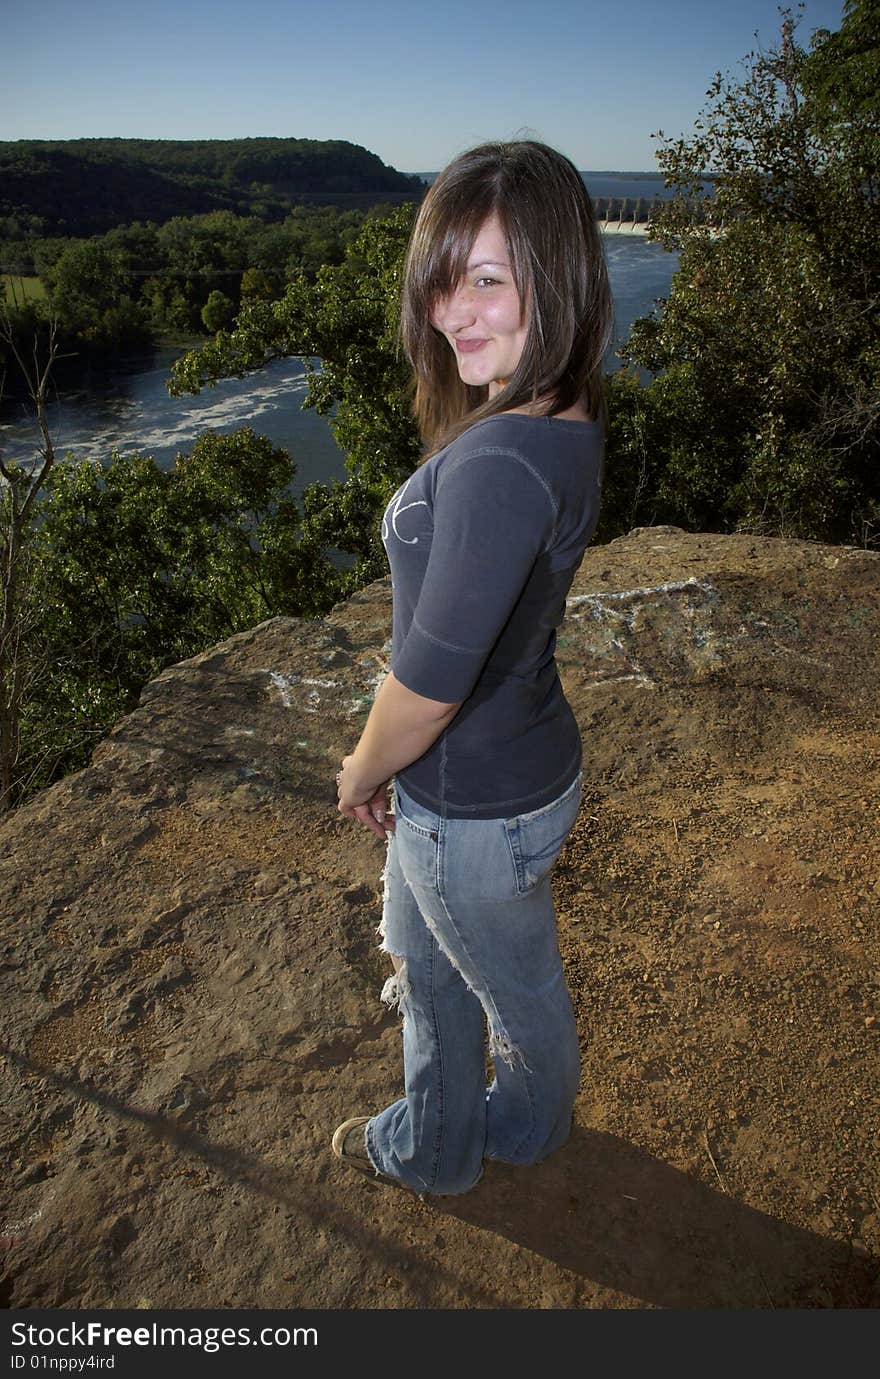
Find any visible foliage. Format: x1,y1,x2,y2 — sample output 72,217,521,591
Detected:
0,205,398,384
0,137,424,239
169,204,422,592
201,289,236,333
1,206,428,808
47,238,151,355
18,428,325,798
615,2,879,545
802,0,880,134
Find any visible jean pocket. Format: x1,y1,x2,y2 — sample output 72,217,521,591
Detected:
394,783,440,841
503,774,582,895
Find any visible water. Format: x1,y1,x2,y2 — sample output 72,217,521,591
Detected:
0,353,348,494
603,233,678,359
0,236,677,480
414,169,712,205
584,172,672,202
586,171,710,204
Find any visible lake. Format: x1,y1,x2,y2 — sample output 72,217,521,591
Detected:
0,234,678,493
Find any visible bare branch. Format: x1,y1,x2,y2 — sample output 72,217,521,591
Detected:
0,307,62,811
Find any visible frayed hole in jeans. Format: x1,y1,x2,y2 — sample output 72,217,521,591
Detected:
380,958,409,1013
488,1020,531,1072
376,834,392,947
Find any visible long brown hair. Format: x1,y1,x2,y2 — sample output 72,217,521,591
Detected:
400,140,613,455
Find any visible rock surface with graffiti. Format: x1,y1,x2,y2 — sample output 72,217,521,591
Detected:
2,526,878,1309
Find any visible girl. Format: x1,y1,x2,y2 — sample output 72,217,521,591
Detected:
333,140,612,1196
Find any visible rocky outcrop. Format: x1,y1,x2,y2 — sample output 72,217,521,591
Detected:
1,527,878,1309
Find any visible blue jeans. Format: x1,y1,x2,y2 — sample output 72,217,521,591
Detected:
365,772,582,1196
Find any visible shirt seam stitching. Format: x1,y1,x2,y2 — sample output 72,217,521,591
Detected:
399,754,581,815
438,446,559,546
406,617,492,656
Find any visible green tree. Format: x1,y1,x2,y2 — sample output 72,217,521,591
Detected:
802,0,880,132
240,267,276,302
610,3,879,545
22,428,317,799
201,289,236,332
47,238,151,355
154,211,253,330
169,203,421,594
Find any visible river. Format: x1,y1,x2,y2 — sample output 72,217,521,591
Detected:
0,234,678,492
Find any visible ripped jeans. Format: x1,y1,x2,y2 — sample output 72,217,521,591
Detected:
366,772,582,1196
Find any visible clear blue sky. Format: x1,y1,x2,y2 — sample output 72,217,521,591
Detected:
2,0,845,172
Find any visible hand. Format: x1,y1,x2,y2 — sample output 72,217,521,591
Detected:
336,756,395,839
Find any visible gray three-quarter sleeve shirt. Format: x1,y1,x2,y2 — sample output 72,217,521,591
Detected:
381,411,603,818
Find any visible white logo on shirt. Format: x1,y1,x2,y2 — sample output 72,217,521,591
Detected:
382,477,428,545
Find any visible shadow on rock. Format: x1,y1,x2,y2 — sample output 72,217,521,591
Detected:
439,1126,879,1309
1,1046,499,1309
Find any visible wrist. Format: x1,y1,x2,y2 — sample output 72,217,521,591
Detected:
346,754,382,798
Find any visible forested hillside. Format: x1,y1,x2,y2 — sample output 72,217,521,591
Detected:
0,138,424,237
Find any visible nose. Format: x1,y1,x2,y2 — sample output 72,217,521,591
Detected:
433,283,476,333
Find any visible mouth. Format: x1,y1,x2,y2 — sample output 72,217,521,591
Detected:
454,338,488,354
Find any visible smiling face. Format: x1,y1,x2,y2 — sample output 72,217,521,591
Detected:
429,212,528,399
